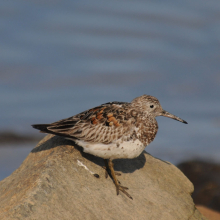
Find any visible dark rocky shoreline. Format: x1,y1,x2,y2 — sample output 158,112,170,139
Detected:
0,131,40,145
178,160,220,213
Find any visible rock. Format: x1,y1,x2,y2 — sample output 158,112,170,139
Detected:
178,160,220,212
0,135,206,220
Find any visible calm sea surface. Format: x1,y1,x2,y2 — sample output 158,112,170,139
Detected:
1,0,220,180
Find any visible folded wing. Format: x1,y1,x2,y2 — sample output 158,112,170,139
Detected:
32,102,135,144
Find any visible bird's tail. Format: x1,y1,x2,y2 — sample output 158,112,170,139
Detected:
32,124,51,133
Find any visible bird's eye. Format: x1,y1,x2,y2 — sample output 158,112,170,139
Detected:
150,105,154,108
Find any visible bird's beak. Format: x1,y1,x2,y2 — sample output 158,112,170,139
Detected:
161,110,188,124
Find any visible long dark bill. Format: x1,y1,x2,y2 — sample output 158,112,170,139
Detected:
161,110,188,124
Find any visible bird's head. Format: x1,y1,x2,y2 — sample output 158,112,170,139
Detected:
131,95,187,124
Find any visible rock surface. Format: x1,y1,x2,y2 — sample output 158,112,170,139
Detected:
0,135,207,220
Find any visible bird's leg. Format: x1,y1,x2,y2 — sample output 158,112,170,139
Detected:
108,159,133,200
103,159,121,178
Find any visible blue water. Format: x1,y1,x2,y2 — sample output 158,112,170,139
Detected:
1,0,220,180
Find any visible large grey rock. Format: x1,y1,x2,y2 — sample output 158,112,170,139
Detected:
0,135,206,220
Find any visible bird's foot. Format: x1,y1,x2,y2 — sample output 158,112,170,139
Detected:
115,183,133,200
104,159,133,200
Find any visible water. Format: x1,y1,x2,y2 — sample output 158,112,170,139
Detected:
1,0,220,180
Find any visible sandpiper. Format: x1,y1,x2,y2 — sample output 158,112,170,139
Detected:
32,95,187,199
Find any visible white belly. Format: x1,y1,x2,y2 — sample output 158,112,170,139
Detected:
73,138,145,160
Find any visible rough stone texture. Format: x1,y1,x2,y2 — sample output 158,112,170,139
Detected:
0,135,207,220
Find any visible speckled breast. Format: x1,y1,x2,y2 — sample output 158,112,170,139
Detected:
134,116,159,147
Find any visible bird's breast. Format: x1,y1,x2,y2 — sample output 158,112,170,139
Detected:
134,118,158,146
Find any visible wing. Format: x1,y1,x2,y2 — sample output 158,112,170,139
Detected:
32,102,137,144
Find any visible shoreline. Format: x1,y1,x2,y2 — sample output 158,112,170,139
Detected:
0,131,41,145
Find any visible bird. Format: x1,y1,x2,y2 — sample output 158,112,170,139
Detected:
32,95,187,199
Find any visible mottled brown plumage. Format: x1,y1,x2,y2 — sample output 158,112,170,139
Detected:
32,95,187,199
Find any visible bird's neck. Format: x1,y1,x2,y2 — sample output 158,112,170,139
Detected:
135,115,158,146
